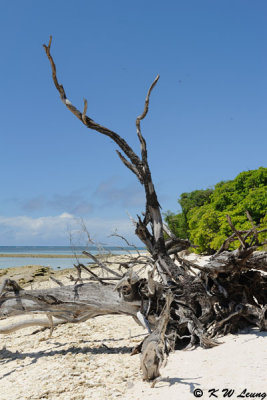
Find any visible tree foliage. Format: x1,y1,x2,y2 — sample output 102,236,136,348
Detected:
165,167,267,253
164,188,213,239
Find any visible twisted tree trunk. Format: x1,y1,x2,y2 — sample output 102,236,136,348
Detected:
0,37,266,383
43,36,188,284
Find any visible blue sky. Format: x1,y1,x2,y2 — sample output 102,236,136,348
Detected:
0,0,266,245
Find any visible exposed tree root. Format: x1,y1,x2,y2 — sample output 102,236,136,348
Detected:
0,37,265,383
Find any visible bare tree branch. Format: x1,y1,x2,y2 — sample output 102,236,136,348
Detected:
82,251,122,278
116,150,144,182
136,74,160,163
76,263,107,285
0,317,64,335
226,215,247,248
43,36,142,174
50,276,64,287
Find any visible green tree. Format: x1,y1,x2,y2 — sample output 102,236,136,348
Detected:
164,211,188,239
165,167,267,254
164,188,213,239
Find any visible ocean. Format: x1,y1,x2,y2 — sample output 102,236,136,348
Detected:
0,246,145,270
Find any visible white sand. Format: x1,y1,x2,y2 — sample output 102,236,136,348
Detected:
1,316,266,399
126,329,267,400
0,266,266,400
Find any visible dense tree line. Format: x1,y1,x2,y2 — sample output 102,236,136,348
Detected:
165,167,267,254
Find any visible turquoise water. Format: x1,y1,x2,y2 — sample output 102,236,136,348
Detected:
0,256,78,270
0,246,145,270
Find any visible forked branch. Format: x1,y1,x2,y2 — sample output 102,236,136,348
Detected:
43,36,159,184
43,35,181,282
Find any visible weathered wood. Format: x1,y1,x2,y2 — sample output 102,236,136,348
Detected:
43,36,187,284
0,317,64,334
0,282,140,322
0,37,265,385
140,293,173,381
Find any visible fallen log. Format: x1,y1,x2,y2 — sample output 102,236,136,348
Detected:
0,281,140,322
0,37,265,384
1,227,266,382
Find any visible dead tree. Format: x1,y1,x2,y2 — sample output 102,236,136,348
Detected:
0,37,266,383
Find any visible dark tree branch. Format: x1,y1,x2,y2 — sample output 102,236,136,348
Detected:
115,150,144,183
246,210,259,246
82,251,122,278
136,74,159,163
76,263,107,285
50,276,64,287
43,36,142,172
1,38,264,384
43,36,182,282
0,279,23,297
226,214,247,248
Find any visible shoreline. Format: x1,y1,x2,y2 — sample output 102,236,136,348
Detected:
0,253,88,258
0,254,139,286
0,251,147,258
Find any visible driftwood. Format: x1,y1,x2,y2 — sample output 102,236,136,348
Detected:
0,281,140,333
0,37,266,383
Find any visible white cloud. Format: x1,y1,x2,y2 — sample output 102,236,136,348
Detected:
0,213,139,246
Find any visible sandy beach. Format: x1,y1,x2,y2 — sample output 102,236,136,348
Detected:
0,262,266,400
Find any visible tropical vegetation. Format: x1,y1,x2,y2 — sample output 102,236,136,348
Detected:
165,167,267,253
